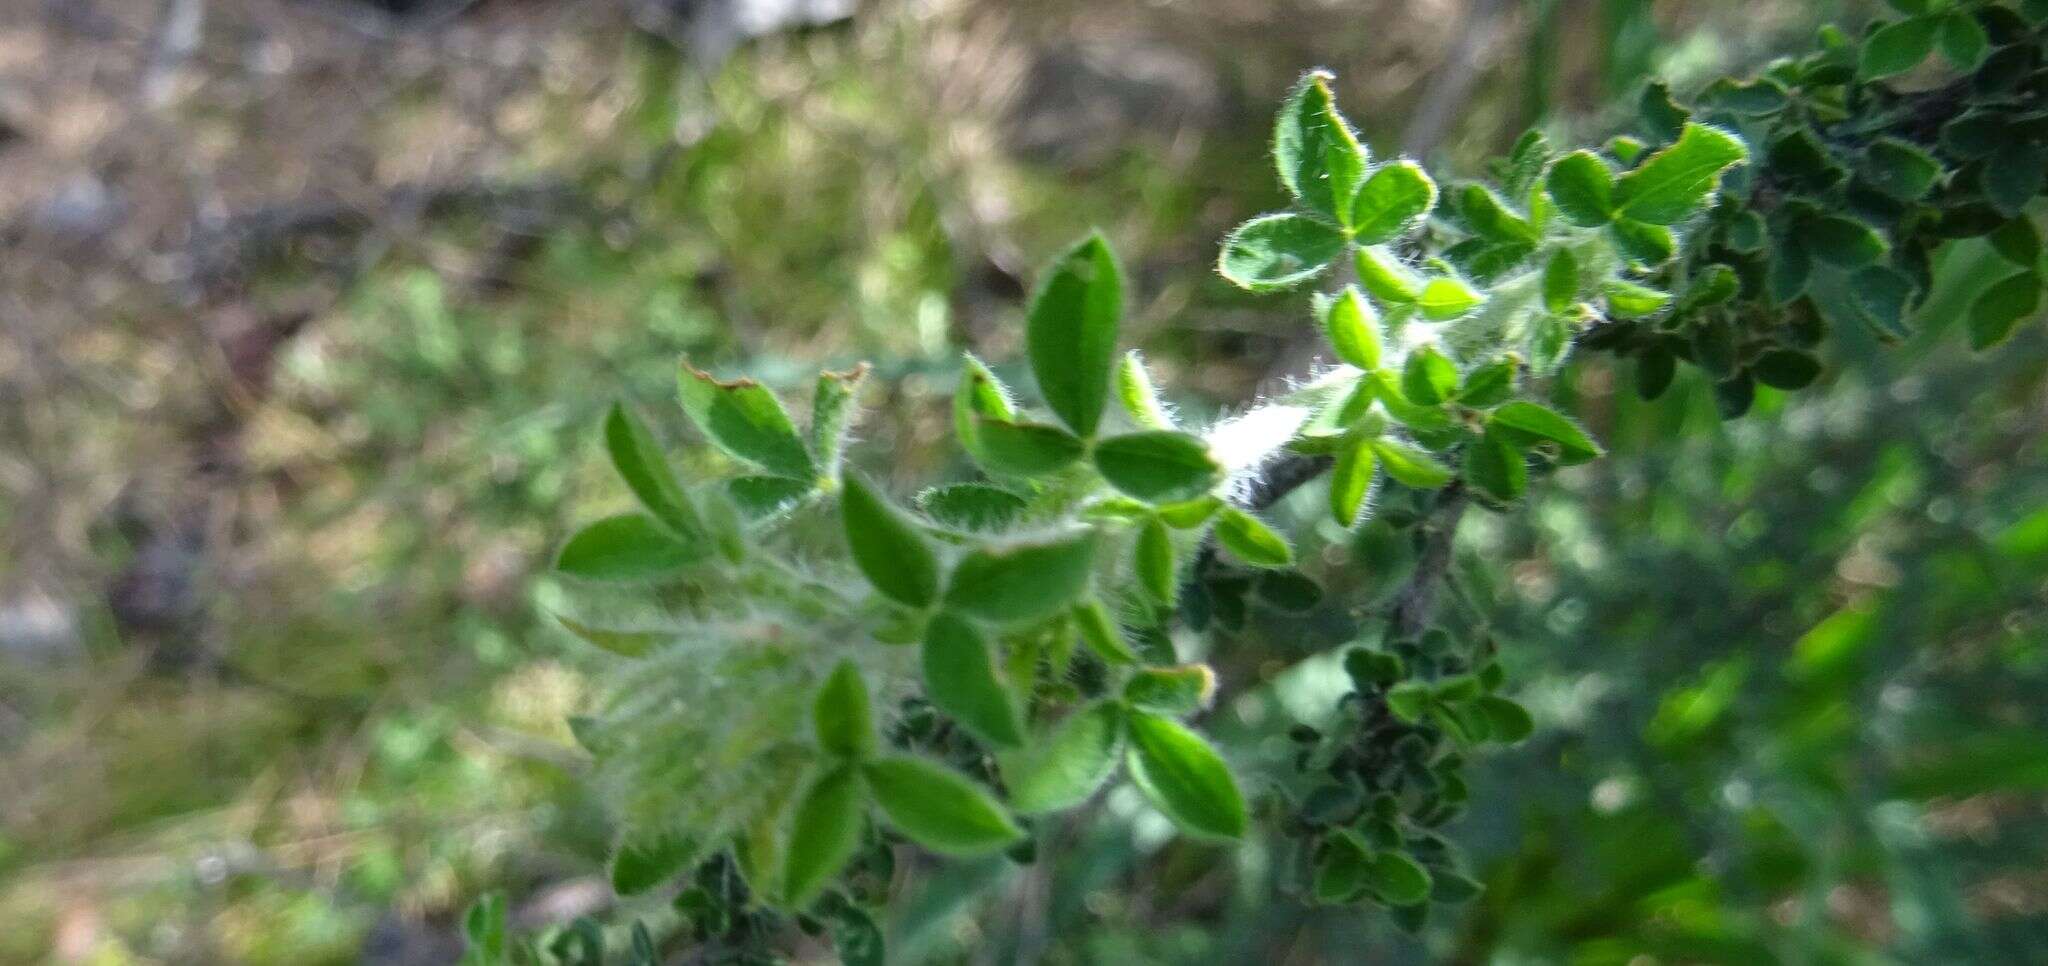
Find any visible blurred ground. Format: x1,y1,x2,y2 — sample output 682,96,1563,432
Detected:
11,1,2039,963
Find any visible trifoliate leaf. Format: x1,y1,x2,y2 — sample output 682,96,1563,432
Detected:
1027,233,1123,438
862,756,1022,856
1124,709,1247,839
922,612,1025,748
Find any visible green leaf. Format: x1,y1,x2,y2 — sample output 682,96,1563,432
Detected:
919,483,1028,532
1218,213,1348,292
1417,276,1485,320
1458,358,1517,407
1798,214,1888,267
823,902,885,966
814,660,876,758
610,831,696,896
1860,16,1938,78
1609,218,1676,267
1401,346,1459,406
841,475,940,608
1613,122,1748,225
1329,438,1377,527
1273,70,1367,223
1457,184,1540,244
1545,151,1615,227
1321,286,1383,370
945,532,1100,624
1489,401,1603,464
678,363,816,481
1637,82,1689,143
998,702,1124,814
1136,517,1178,606
1969,270,2042,349
1214,507,1293,567
1476,695,1535,743
1863,138,1940,201
1601,279,1672,318
1093,431,1222,504
1677,264,1740,312
1362,850,1432,906
1072,597,1138,664
557,513,705,580
604,403,705,540
726,475,813,520
1027,234,1123,438
1463,427,1527,503
1985,141,2047,217
922,612,1026,748
1115,351,1175,430
968,416,1086,477
1312,831,1376,903
1124,709,1247,839
862,756,1023,856
551,612,665,658
1350,161,1437,243
1123,665,1215,716
460,892,508,965
1542,248,1579,313
1942,13,1989,68
1386,681,1432,722
809,364,868,480
1991,219,2042,266
1355,246,1424,305
1372,439,1455,489
1256,569,1323,611
781,766,865,908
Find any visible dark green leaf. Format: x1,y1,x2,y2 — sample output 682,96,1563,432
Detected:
1863,138,1941,201
1752,349,1823,390
1401,346,1458,406
1610,218,1676,267
1969,270,2042,349
1093,431,1222,504
1362,850,1432,906
610,831,695,896
923,612,1025,748
1313,831,1375,903
1489,401,1603,464
557,513,704,580
1637,82,1690,142
1545,151,1616,227
968,416,1086,477
1027,234,1123,437
1124,709,1247,839
841,475,940,608
1218,213,1348,292
678,363,816,481
862,756,1023,856
1938,12,1988,69
1860,16,1938,78
1463,427,1527,503
945,532,1099,624
1984,141,2047,217
1476,695,1535,743
919,483,1028,531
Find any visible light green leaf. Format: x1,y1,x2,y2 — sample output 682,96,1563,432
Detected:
945,532,1100,624
1601,279,1672,318
1372,439,1454,489
1320,286,1383,370
1124,709,1248,839
781,766,865,908
678,363,817,481
1219,213,1349,292
1136,517,1178,606
604,403,704,540
1613,122,1748,225
841,475,939,608
1093,431,1222,504
1115,351,1175,430
968,416,1086,477
1123,664,1215,716
918,483,1028,532
557,513,705,580
1273,70,1368,223
922,612,1025,748
1350,161,1437,243
1328,438,1378,527
1861,16,1938,78
1417,276,1485,320
1214,507,1294,567
1542,248,1579,313
1610,218,1676,267
1545,150,1616,227
814,659,875,758
1027,234,1123,438
862,756,1023,856
1457,184,1540,244
1072,597,1138,664
1401,346,1458,405
551,612,665,658
1386,681,1432,722
999,702,1125,814
809,364,868,480
1355,245,1424,305
1488,401,1603,464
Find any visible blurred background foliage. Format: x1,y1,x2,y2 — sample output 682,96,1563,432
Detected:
0,0,2043,962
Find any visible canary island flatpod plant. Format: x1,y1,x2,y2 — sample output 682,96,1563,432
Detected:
466,2,2048,960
